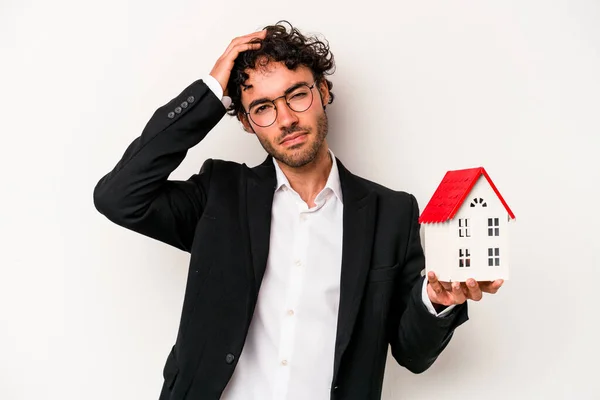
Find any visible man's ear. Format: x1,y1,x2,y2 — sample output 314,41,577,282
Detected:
238,112,255,134
318,79,331,107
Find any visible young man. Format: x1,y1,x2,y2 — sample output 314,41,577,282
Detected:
94,21,503,400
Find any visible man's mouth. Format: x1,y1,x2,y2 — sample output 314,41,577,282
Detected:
281,132,308,145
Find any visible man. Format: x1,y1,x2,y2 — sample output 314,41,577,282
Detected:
94,21,503,400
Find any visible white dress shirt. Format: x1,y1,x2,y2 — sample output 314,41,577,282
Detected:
222,150,344,400
202,75,455,399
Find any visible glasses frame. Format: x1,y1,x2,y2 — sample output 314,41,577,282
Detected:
244,82,318,128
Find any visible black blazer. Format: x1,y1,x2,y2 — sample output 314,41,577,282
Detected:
93,79,468,400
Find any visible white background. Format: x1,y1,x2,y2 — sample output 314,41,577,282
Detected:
2,1,599,399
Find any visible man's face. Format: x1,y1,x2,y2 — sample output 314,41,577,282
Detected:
239,61,330,168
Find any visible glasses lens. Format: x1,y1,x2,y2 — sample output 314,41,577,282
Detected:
286,85,313,112
249,103,277,127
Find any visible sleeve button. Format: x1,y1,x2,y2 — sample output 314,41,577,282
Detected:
174,106,182,114
181,101,188,108
167,111,175,119
187,96,195,103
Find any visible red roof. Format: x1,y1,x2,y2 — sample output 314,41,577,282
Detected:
419,167,515,224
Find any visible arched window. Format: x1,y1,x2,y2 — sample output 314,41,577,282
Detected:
470,197,487,207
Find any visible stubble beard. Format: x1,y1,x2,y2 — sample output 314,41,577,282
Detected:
258,111,329,168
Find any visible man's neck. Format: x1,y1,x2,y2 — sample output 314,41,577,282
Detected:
276,145,333,208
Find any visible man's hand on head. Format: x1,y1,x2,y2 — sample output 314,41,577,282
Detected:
209,30,267,96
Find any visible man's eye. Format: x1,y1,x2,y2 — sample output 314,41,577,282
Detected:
290,92,307,99
255,105,271,114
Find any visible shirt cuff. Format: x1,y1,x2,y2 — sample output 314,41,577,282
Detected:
421,277,456,317
204,75,232,108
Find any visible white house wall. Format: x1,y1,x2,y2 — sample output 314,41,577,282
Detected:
452,176,510,281
423,221,454,281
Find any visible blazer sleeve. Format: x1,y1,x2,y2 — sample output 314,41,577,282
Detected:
388,193,469,373
93,79,227,252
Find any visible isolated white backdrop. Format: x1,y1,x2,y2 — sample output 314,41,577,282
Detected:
2,1,599,399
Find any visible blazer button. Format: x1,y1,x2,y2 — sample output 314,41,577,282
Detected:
187,95,195,103
167,111,175,119
174,106,182,114
225,353,235,364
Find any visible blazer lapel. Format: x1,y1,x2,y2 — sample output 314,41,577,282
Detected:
244,156,277,295
333,159,377,384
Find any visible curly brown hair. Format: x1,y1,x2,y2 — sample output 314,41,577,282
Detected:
226,20,336,118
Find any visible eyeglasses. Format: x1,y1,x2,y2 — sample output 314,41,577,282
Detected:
245,82,317,127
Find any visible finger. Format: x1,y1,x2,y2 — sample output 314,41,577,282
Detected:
240,29,267,39
465,279,483,301
460,283,470,297
226,30,267,53
490,279,504,293
451,281,467,304
427,271,445,296
480,279,504,294
431,273,454,293
223,41,262,59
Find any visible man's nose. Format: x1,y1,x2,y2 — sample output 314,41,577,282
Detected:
275,99,299,129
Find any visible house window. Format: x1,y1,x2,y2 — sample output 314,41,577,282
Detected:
470,197,488,207
488,218,500,236
459,249,471,268
488,248,500,266
458,218,471,237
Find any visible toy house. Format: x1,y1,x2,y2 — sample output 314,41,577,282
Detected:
419,167,515,282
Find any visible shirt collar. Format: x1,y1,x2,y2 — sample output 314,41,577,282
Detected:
272,149,343,204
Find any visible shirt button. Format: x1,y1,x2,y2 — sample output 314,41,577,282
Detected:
225,353,235,364
300,214,307,221
281,360,288,366
294,260,302,267
287,309,294,316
